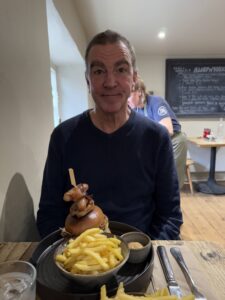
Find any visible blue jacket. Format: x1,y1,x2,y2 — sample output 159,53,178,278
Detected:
37,110,182,239
134,95,181,133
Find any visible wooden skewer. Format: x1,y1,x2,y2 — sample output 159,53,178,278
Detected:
68,168,76,187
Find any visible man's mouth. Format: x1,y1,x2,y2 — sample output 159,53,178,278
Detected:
102,93,121,97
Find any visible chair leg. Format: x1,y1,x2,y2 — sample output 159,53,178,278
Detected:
186,165,194,194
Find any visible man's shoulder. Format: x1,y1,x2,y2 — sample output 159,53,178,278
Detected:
59,110,89,128
51,111,89,141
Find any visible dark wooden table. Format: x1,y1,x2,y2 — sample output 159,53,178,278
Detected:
0,240,224,299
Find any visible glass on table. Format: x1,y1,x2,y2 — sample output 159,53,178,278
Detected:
216,118,224,141
0,260,36,300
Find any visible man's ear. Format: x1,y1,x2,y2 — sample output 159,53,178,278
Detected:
133,71,138,85
132,71,138,91
85,72,90,93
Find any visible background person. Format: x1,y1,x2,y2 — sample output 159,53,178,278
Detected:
37,30,182,240
128,78,187,189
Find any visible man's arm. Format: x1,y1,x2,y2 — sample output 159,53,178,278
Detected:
149,129,183,240
36,129,68,238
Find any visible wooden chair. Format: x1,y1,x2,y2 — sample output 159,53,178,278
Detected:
186,159,194,194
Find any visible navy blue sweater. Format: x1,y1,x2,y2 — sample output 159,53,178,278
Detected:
37,110,182,239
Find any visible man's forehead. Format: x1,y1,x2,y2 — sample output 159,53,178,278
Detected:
87,42,132,66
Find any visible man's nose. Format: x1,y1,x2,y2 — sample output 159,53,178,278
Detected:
103,72,117,87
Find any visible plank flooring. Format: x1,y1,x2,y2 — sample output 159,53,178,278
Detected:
180,183,225,246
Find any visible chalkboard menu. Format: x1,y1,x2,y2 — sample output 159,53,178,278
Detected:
165,59,225,117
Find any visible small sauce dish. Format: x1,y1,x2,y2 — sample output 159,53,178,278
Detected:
121,231,151,264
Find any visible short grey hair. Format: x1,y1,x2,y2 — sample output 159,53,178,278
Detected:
85,29,137,71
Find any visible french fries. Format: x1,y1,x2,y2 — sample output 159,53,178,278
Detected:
100,282,195,300
55,228,124,275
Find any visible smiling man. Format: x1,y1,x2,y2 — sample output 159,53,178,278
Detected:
85,33,137,131
37,30,183,240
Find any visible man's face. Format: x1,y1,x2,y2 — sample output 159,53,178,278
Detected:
86,42,137,114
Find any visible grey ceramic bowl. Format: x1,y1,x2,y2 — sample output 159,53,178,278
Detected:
121,231,151,264
54,232,129,288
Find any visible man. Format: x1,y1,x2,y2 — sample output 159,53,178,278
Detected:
37,30,183,239
128,78,187,189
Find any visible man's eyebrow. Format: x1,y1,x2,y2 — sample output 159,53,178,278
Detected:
115,59,130,67
90,59,130,70
90,61,105,69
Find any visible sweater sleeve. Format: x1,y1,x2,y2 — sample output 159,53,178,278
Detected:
36,129,68,238
148,96,171,122
149,129,183,240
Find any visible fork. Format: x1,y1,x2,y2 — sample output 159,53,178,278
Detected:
170,247,207,300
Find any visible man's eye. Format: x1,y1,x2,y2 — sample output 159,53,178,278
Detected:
117,66,129,74
92,68,105,75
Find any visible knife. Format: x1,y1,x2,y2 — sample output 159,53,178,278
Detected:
157,246,183,299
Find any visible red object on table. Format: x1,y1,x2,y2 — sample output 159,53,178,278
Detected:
203,128,211,138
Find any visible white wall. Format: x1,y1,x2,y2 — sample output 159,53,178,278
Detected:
57,64,88,121
45,0,89,122
53,0,87,56
0,0,54,240
137,54,225,178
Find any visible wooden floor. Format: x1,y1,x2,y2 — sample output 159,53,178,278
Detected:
180,183,225,247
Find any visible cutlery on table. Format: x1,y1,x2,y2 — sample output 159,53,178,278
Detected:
157,246,183,299
170,247,207,300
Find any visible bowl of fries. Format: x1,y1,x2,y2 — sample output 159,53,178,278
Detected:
54,228,130,287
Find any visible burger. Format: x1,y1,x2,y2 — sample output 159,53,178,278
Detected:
63,183,109,236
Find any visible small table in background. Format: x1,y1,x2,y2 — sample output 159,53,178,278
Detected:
188,137,225,194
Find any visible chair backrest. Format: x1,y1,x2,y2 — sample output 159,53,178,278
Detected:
186,159,194,167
